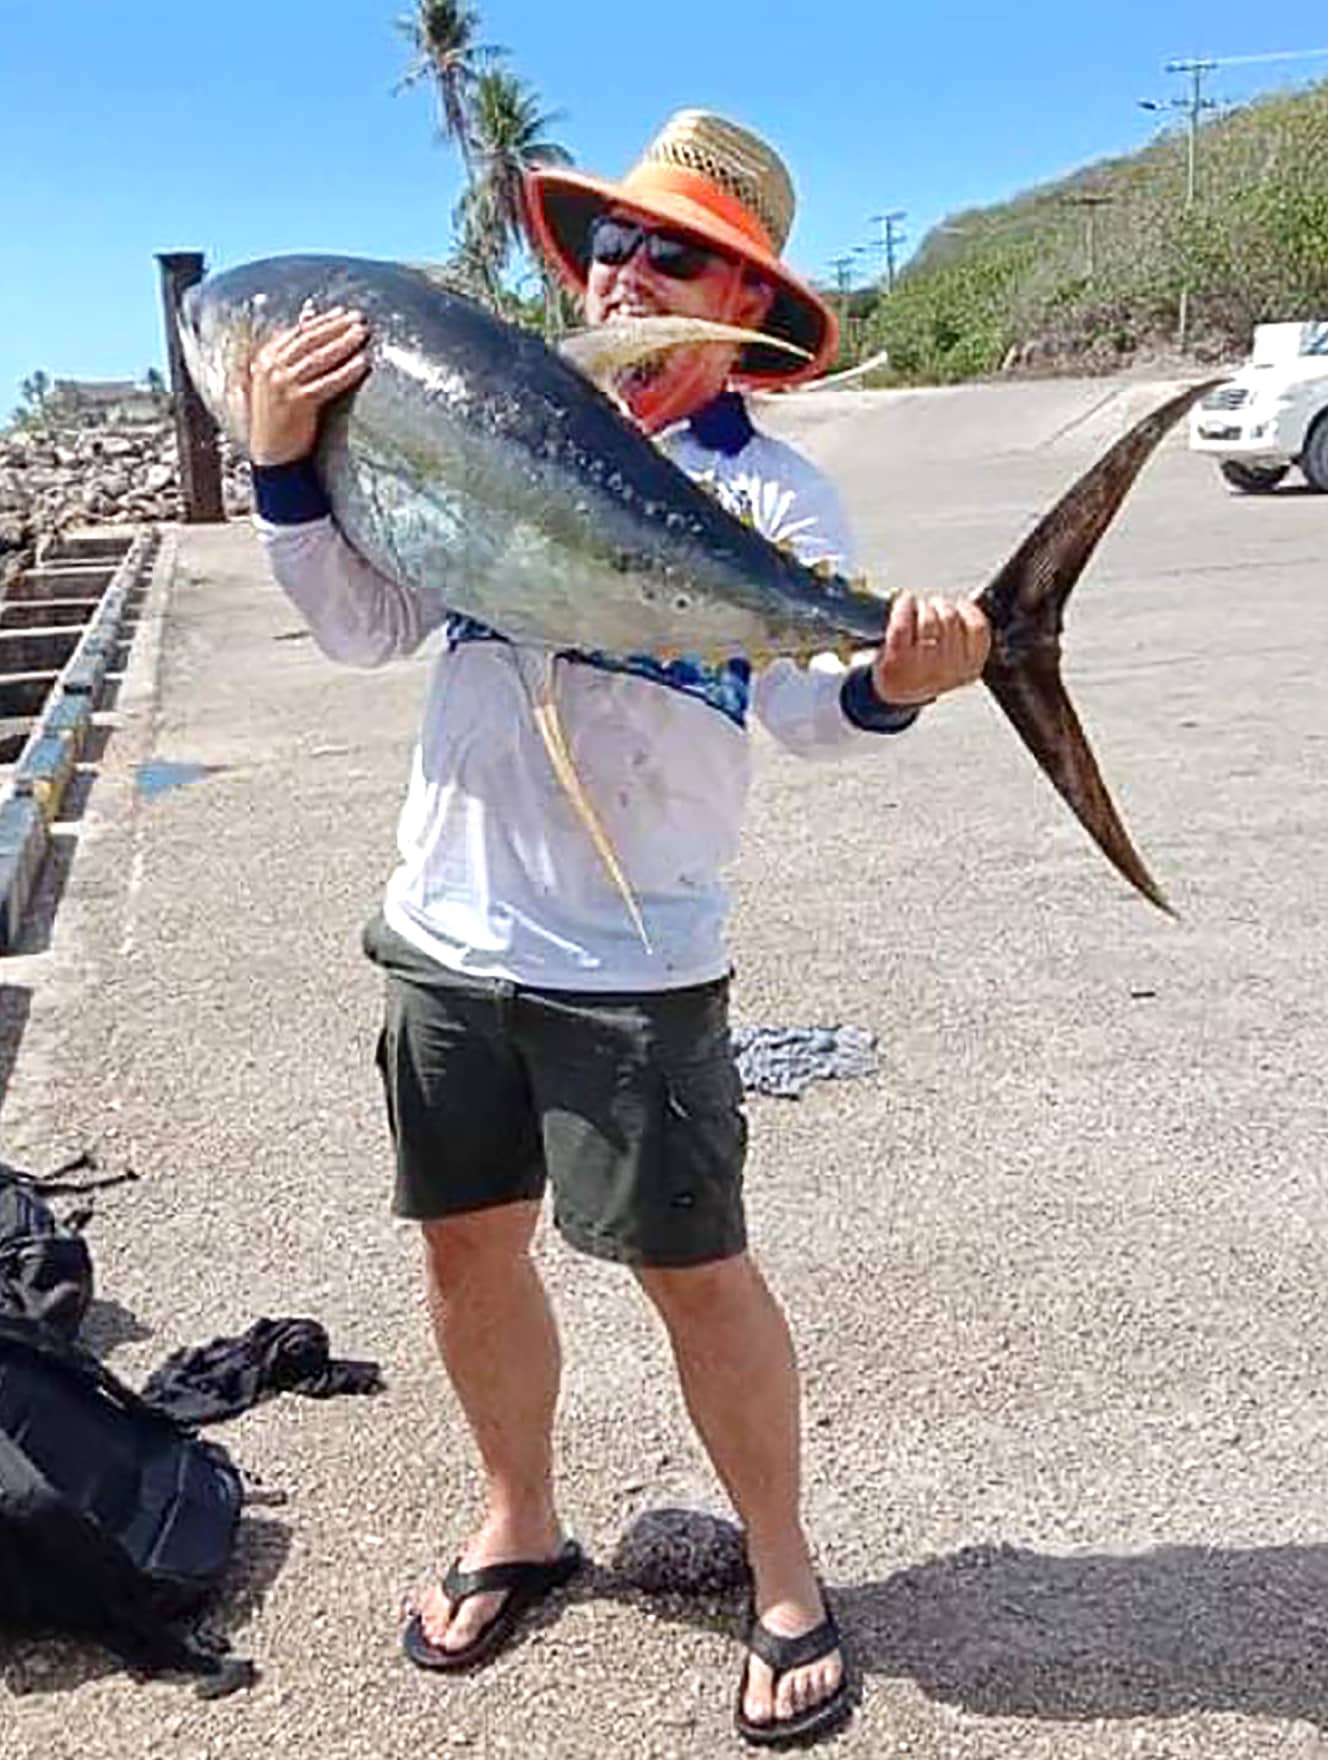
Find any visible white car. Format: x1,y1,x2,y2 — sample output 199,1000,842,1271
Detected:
1189,319,1328,493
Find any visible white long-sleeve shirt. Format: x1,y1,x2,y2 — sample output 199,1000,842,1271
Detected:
255,409,913,991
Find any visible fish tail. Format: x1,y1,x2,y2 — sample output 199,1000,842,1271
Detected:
974,379,1221,914
529,656,653,953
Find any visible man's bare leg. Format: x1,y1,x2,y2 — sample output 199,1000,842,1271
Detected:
636,1254,844,1728
417,1200,566,1650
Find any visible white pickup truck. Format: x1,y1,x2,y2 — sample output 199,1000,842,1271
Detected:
1189,319,1328,492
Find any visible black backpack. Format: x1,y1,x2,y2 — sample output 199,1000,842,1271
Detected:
0,1166,95,1336
0,1314,251,1692
0,1155,140,1337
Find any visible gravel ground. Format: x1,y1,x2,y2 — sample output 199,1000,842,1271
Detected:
1,375,1326,1760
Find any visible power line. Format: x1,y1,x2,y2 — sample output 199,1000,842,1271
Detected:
826,254,856,331
868,211,907,291
1139,60,1221,351
1141,46,1328,351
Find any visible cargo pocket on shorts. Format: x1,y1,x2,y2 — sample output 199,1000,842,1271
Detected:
656,1047,748,1235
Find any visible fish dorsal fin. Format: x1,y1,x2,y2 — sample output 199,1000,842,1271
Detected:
753,347,891,397
559,317,810,388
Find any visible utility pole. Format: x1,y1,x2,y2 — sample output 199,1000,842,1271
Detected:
1139,60,1216,353
828,253,855,325
1169,58,1218,208
869,210,907,291
1141,47,1328,353
826,253,856,354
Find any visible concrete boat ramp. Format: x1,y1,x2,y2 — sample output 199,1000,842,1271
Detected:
2,375,1326,1760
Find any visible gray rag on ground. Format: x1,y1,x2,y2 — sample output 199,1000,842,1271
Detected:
731,1025,878,1099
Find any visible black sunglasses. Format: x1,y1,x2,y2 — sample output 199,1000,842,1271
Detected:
587,216,716,282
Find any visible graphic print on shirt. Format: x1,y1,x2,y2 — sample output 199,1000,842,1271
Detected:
443,463,845,729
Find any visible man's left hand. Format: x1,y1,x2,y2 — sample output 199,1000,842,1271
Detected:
872,591,991,707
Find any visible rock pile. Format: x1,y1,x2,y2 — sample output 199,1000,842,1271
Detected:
0,413,252,558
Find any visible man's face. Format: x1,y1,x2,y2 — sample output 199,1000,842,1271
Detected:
584,208,773,427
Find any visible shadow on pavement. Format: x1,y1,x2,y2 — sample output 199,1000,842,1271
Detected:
836,1539,1328,1727
80,1294,155,1355
593,1519,1328,1730
0,1514,292,1699
0,984,31,1114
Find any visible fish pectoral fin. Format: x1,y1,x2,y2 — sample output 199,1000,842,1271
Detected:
560,317,810,388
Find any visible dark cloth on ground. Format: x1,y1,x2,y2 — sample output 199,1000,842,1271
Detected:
141,1317,383,1426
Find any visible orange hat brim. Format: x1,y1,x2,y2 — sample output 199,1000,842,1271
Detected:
524,164,839,387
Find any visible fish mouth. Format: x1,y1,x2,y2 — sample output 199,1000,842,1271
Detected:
174,290,209,405
173,289,255,450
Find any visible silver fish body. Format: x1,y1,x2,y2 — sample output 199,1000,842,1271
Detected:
178,253,1218,912
179,255,886,662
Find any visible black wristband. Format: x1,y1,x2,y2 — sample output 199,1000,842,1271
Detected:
251,457,331,524
840,663,927,733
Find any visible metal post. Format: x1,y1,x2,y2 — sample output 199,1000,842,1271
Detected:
156,252,225,523
1185,63,1201,205
830,254,854,328
1161,59,1216,355
1179,65,1199,351
870,211,906,293
1147,47,1328,351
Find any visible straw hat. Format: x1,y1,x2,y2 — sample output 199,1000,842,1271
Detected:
524,110,838,387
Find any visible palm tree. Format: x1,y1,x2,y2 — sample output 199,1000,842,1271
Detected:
394,1,503,302
458,68,573,330
394,0,497,155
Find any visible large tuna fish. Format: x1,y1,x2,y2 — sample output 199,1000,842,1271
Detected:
178,254,1213,915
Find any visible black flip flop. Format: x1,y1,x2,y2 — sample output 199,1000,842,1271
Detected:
402,1537,583,1673
734,1601,854,1748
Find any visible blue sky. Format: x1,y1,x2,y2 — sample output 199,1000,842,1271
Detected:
2,1,1325,414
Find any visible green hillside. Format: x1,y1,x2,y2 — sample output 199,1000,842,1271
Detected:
849,78,1328,385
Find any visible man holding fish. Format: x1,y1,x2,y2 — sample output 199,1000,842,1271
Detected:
242,110,989,1746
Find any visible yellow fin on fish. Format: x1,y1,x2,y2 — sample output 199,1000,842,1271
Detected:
525,655,652,953
560,317,811,390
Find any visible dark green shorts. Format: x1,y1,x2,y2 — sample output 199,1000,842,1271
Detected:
364,914,748,1268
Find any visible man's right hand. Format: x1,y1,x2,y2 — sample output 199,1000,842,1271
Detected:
247,305,370,465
